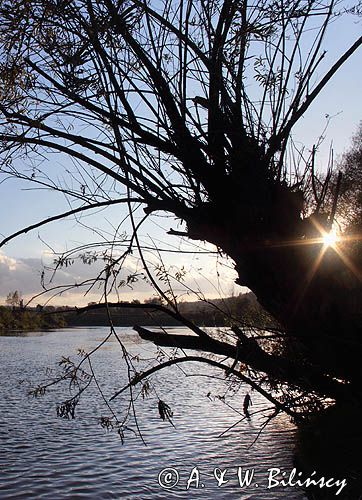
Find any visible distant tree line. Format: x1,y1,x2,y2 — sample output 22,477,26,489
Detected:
1,291,269,330
0,291,66,331
64,292,272,328
0,306,66,331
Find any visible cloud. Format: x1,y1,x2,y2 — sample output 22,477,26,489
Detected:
0,253,17,271
0,251,159,305
0,250,246,306
0,254,43,297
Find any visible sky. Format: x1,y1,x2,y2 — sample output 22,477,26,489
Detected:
0,7,361,306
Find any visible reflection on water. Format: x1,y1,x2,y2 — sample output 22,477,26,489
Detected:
0,329,51,337
0,327,306,499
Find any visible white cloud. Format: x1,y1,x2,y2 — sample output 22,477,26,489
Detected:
0,251,158,305
0,253,43,299
0,249,246,307
0,253,17,271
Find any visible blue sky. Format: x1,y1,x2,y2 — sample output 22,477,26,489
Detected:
0,9,361,305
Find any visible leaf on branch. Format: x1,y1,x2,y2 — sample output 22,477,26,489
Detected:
56,398,79,419
28,385,46,397
158,399,174,427
141,380,151,399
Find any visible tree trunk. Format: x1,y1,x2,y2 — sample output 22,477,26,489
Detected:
181,174,362,394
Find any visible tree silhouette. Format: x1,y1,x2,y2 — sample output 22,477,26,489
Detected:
5,290,21,308
334,122,362,230
0,0,361,422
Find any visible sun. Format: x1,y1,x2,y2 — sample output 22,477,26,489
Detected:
323,230,338,248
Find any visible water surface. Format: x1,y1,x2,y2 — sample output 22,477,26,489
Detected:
0,327,306,499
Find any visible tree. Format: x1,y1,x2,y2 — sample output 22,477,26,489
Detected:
5,290,21,308
0,0,361,426
334,121,362,230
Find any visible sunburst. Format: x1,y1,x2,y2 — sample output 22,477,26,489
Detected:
322,230,338,248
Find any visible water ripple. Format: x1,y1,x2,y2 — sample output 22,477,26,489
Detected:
0,327,306,499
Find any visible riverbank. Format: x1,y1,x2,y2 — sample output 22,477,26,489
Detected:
0,306,66,331
1,292,274,330
295,405,362,499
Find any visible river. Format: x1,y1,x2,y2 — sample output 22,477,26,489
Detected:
0,326,306,499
